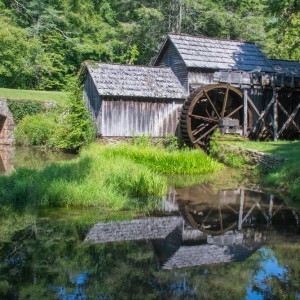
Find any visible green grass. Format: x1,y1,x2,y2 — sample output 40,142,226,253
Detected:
0,143,223,212
0,88,68,106
100,143,223,175
224,140,300,201
224,140,300,160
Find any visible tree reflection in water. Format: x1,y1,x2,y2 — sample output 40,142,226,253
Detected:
0,188,300,299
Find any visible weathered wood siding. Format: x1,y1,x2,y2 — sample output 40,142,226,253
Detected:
188,70,215,90
100,97,184,137
83,73,102,133
154,42,189,92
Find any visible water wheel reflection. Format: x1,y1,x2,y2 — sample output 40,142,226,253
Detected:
175,187,300,236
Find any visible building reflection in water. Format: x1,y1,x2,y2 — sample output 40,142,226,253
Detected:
86,186,300,270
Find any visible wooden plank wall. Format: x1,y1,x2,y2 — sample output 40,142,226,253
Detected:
188,71,215,89
155,42,189,92
100,97,184,137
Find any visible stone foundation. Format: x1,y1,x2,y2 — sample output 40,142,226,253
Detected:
0,99,15,145
97,136,171,146
219,144,285,170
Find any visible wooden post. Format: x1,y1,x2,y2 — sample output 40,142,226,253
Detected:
273,88,278,141
243,89,248,136
269,195,273,227
238,189,244,230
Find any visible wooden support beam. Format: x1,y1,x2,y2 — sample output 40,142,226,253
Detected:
243,90,248,136
273,88,278,141
251,98,275,136
247,96,260,117
277,102,300,132
278,102,300,137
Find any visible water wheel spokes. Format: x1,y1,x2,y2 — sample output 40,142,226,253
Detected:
180,84,249,148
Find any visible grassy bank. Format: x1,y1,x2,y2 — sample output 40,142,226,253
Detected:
227,140,300,200
211,135,300,201
0,143,223,212
0,88,68,106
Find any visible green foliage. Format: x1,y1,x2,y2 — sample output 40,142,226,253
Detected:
132,134,153,147
51,80,96,152
163,134,181,151
14,114,57,146
7,99,44,124
264,0,300,61
7,80,95,151
0,0,297,91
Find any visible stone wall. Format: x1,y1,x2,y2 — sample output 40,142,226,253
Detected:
218,144,285,170
0,99,15,145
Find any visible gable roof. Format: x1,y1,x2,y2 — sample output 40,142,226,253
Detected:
153,34,274,72
270,59,300,76
86,63,187,99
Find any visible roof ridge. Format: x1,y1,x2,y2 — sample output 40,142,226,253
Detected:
270,58,300,63
85,61,172,69
168,33,255,44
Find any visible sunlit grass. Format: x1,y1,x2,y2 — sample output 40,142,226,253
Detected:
0,88,68,105
224,139,300,201
97,143,223,175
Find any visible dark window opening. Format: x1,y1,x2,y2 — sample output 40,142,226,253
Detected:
0,115,6,134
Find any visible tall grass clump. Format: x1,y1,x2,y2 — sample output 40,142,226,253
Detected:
101,143,223,174
0,144,167,211
0,142,223,210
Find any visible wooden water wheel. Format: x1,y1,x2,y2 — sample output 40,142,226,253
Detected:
180,84,252,148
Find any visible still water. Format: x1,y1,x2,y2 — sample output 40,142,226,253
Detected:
0,148,300,299
0,146,76,174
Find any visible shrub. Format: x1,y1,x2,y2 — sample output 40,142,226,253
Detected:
7,100,44,124
51,79,95,152
14,114,57,146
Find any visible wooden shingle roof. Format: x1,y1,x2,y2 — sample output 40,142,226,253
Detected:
87,63,187,99
270,59,300,75
154,34,274,72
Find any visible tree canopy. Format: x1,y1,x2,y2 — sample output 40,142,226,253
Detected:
0,0,299,90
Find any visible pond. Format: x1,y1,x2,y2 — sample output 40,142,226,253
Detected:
0,148,300,299
0,146,76,174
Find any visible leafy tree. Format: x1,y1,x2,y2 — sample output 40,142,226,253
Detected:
264,0,300,61
51,79,95,152
0,0,298,90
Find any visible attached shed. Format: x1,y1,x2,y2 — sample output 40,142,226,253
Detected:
83,63,187,137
